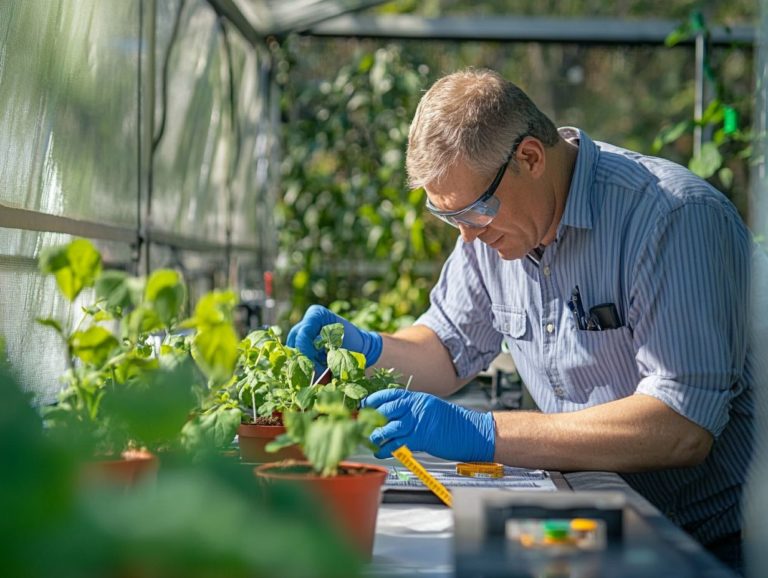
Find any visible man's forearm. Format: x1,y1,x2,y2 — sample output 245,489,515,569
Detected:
493,393,713,472
375,325,468,396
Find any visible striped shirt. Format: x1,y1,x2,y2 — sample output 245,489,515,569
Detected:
417,127,755,545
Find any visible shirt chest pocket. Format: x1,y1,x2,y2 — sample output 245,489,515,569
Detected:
491,304,529,340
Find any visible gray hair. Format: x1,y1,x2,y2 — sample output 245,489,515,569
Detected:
406,68,560,189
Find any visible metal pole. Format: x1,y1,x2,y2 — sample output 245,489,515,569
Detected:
693,29,705,159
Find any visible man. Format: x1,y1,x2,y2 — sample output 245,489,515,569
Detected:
287,68,754,570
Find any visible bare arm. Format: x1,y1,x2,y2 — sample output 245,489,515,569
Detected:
375,325,469,397
493,393,713,472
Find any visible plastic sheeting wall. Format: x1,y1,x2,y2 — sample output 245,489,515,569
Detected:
0,0,277,404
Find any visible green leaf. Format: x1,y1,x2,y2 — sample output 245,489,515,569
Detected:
652,120,691,153
181,405,242,453
265,432,298,453
342,383,368,400
268,349,288,374
286,355,313,389
39,239,102,301
36,317,63,335
718,167,734,189
328,349,362,381
69,326,119,367
665,21,693,47
699,99,724,125
350,351,366,369
125,306,164,337
189,290,237,327
688,142,723,179
244,329,274,348
145,269,186,327
95,270,133,313
193,323,239,384
283,410,315,445
316,323,344,351
295,387,316,411
101,361,198,448
303,418,359,476
292,270,309,291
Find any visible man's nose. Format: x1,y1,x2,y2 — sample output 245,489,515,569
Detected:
458,224,483,243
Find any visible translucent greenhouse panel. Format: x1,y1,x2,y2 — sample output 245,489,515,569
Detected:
0,0,140,228
228,33,278,265
0,229,134,404
151,0,231,245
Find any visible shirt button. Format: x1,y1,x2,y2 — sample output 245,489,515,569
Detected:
543,266,551,277
545,323,555,334
553,387,565,397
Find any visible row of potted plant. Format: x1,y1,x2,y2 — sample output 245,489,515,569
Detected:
35,238,404,559
0,355,361,577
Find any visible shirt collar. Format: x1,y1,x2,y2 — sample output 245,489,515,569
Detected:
556,127,601,236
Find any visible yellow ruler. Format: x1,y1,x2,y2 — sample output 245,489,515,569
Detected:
392,445,453,507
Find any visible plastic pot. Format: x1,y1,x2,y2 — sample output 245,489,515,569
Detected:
254,461,388,559
81,449,158,487
237,423,305,463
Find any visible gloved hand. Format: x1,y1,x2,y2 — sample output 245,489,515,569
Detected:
361,389,496,462
286,304,383,371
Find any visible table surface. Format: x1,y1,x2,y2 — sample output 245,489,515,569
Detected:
367,467,738,578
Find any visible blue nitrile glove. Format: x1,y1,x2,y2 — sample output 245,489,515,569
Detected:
286,304,383,371
361,389,496,462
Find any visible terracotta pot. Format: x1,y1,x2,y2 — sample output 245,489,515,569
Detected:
82,449,158,487
254,461,388,559
237,423,305,463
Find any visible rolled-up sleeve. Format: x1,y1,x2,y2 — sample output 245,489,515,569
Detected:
416,238,504,379
631,200,751,437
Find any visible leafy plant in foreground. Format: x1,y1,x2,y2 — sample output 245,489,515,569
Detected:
234,326,316,423
37,239,239,458
267,322,403,476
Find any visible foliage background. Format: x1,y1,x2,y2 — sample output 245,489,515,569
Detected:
272,0,757,328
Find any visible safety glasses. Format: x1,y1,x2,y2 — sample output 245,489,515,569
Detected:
425,132,529,229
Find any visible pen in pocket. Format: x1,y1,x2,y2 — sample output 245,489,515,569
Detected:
567,286,586,330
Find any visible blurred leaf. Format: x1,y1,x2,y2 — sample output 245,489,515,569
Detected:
126,306,164,337
718,166,734,189
689,142,723,178
193,323,239,384
101,361,198,448
303,418,359,477
95,270,133,313
295,387,316,411
188,290,237,327
36,317,64,336
39,239,102,301
700,99,724,125
70,326,119,367
342,383,368,400
652,119,690,153
182,406,242,453
145,269,186,327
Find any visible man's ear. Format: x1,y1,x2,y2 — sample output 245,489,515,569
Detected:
517,138,546,178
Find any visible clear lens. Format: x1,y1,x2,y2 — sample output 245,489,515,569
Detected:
449,196,500,228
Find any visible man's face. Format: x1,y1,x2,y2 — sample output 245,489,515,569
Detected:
425,145,559,261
